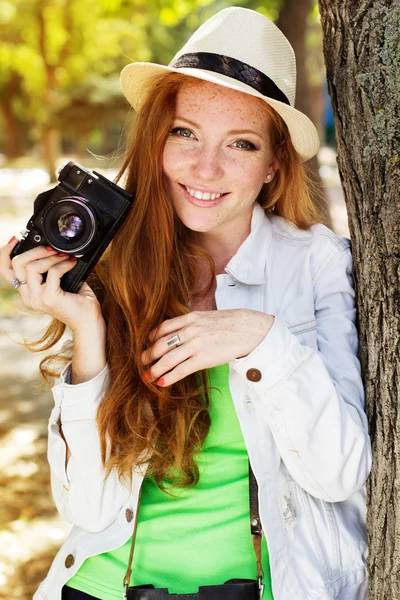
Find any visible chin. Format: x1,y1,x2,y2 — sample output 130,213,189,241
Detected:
181,219,215,233
175,209,218,233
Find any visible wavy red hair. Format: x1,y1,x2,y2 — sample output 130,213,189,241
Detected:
28,72,323,489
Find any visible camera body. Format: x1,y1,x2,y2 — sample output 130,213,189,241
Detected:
10,162,133,293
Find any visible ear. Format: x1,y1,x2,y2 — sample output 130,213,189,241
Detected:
264,158,279,184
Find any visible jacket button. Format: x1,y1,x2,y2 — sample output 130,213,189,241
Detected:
65,554,75,568
246,368,262,382
126,508,134,523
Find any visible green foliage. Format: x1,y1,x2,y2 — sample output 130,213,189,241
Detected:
1,0,144,129
0,0,320,159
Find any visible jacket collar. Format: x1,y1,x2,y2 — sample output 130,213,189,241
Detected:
224,203,272,285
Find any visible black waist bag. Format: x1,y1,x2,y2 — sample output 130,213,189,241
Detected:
126,580,260,600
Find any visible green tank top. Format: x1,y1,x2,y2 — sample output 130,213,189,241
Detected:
66,364,273,599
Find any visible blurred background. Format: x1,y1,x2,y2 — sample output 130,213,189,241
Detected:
0,0,346,598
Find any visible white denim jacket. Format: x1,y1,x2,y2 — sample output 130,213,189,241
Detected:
35,203,371,600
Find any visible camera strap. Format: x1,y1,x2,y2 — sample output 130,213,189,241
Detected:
122,461,264,598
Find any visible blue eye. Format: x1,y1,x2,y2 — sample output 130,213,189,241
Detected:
232,140,257,150
171,127,194,138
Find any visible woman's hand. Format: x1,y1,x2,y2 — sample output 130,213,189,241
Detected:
142,309,275,386
0,237,105,334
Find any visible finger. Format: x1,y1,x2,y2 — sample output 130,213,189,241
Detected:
11,245,58,271
156,357,200,387
142,325,198,366
26,256,72,297
149,312,195,342
0,259,16,286
144,343,193,381
142,329,188,366
76,282,96,298
5,235,19,250
23,253,71,277
11,247,59,293
28,258,78,311
0,237,20,282
14,255,70,307
40,257,78,296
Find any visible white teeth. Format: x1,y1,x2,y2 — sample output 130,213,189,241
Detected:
185,186,222,201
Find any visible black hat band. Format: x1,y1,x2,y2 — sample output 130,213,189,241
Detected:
170,52,290,106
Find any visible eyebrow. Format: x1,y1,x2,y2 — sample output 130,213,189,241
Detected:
174,116,264,140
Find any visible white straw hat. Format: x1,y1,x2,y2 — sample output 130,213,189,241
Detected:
120,6,320,162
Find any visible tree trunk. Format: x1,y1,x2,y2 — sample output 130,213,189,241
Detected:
0,75,23,159
277,0,313,120
0,100,22,159
42,127,61,182
277,0,332,228
318,2,400,598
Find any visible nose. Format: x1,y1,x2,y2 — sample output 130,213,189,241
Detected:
191,145,224,181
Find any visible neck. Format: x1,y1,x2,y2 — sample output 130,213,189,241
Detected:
194,221,252,275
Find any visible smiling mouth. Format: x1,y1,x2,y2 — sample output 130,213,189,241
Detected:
180,184,229,201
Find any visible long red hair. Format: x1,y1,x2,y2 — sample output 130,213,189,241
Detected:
28,72,323,489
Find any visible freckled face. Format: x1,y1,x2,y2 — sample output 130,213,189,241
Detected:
162,81,276,242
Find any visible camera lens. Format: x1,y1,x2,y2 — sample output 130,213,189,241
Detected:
42,197,98,253
58,213,84,239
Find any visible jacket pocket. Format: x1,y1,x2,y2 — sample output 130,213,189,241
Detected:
297,484,341,581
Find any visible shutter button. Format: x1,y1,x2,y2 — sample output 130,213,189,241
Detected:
246,368,262,382
126,508,134,522
65,554,75,568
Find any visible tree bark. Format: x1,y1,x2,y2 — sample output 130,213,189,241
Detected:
37,2,62,179
277,0,332,228
0,75,23,159
42,127,61,182
318,1,400,598
0,100,22,159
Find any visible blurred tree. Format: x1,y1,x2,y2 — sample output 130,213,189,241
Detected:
0,72,24,158
0,0,154,176
277,0,331,226
318,1,400,597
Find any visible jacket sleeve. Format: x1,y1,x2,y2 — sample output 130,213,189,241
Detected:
47,364,131,532
232,242,372,502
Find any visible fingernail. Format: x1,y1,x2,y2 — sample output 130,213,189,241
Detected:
69,256,77,261
45,246,53,251
57,253,67,257
156,378,165,387
143,372,151,382
7,236,16,244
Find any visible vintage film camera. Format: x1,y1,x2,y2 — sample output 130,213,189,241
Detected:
10,162,133,293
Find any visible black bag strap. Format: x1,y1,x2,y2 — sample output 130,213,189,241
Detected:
123,487,142,591
123,462,263,596
249,463,264,588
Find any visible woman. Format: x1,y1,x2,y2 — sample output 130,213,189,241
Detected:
0,7,371,600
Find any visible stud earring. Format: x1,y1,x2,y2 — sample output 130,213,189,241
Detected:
266,174,272,181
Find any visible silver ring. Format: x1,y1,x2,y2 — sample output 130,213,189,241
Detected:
11,278,21,289
166,334,182,349
11,278,27,289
